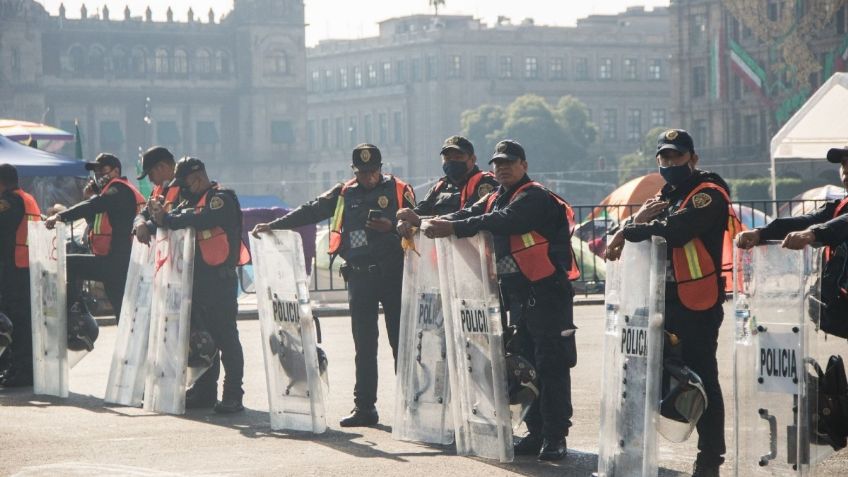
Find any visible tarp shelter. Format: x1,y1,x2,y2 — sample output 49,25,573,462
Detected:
0,133,86,177
770,72,848,201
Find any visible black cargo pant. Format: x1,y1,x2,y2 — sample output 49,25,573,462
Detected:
664,298,726,466
505,275,577,441
0,265,32,378
66,252,131,321
344,260,403,410
191,267,244,401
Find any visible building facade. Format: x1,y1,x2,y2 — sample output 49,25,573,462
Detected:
0,0,309,201
670,0,848,190
305,8,673,200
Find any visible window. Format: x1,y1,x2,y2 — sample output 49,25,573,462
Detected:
264,49,287,75
393,111,403,146
214,51,230,75
525,57,538,79
692,119,708,146
626,109,642,142
194,49,210,75
623,58,638,80
395,60,406,83
68,46,86,75
173,49,188,76
499,56,513,79
767,0,783,21
354,66,363,88
307,120,316,150
378,113,388,144
339,67,349,89
88,46,106,76
196,121,219,151
690,13,707,45
648,59,662,80
155,48,169,74
335,118,344,149
474,56,488,79
575,57,589,80
271,120,295,145
743,114,759,144
382,62,392,84
448,55,462,79
323,70,334,91
549,58,564,79
837,6,846,35
601,109,617,140
367,64,377,86
650,109,666,128
99,121,123,149
310,70,320,92
411,58,421,81
693,66,707,97
321,118,329,149
599,58,612,80
363,114,373,142
426,55,437,80
348,117,357,147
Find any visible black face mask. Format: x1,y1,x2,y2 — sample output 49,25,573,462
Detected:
442,160,469,183
659,162,693,186
180,189,199,203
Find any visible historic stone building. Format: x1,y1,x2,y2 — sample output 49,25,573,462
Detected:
669,0,848,190
305,7,672,199
0,0,309,201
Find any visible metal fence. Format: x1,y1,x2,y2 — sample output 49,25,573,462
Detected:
299,198,836,296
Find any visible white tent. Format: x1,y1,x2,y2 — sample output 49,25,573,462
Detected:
770,72,848,200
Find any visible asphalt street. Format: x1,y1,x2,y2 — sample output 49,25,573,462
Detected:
1,302,847,476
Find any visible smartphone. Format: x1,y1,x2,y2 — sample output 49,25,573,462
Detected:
368,209,384,221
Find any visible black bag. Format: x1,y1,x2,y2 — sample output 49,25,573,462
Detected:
817,244,848,338
809,355,848,451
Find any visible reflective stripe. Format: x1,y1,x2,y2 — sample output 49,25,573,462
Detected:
331,195,345,233
520,233,535,248
682,241,703,279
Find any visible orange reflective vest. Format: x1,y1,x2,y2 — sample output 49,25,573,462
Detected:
328,176,412,255
671,182,741,311
823,197,848,262
194,188,250,267
485,181,581,282
90,178,145,256
151,183,181,213
435,170,496,209
12,189,41,268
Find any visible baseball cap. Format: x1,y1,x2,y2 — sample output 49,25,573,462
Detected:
440,135,474,156
170,156,206,187
351,144,382,172
657,129,695,154
138,146,175,180
826,146,848,164
84,153,122,172
488,140,526,164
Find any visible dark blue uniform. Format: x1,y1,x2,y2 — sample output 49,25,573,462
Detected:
0,190,31,384
414,166,498,217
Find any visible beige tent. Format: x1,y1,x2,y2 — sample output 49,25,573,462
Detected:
770,72,848,202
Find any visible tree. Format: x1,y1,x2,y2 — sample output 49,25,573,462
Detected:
429,0,445,16
616,126,668,183
460,104,505,157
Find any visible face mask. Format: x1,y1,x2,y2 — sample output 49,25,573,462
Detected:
659,163,692,186
442,160,469,183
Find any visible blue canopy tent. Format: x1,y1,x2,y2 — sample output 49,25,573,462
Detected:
0,133,86,177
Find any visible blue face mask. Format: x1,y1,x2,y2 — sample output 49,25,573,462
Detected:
442,160,469,183
659,163,692,186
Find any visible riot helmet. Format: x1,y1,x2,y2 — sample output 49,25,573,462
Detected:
188,330,218,369
505,353,540,428
67,301,99,351
658,360,708,443
0,312,12,354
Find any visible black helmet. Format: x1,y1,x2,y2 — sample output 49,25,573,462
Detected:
0,312,12,351
316,346,328,383
67,301,99,352
505,354,540,427
659,360,708,443
188,330,218,369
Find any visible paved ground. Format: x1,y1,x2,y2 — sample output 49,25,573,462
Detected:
2,303,847,476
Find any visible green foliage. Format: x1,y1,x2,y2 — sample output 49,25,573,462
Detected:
616,126,668,183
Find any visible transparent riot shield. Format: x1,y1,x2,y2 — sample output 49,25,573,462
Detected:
733,243,835,476
393,231,453,445
250,230,327,433
597,236,666,477
143,228,195,415
435,232,512,463
104,239,156,406
28,222,69,397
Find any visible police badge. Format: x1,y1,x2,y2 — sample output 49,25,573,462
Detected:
360,149,371,163
377,195,389,208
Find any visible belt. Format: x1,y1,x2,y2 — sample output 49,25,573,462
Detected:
347,263,380,273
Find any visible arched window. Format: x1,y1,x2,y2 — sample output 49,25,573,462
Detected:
131,47,147,75
112,47,128,76
67,46,85,76
215,50,230,75
195,49,211,75
155,48,170,74
264,48,287,75
173,49,188,75
88,45,106,76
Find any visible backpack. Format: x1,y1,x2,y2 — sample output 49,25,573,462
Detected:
817,244,848,338
807,355,848,451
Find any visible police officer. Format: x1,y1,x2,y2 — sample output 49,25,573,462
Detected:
396,135,497,236
737,146,848,251
423,140,578,461
134,146,179,245
151,157,249,413
0,164,41,387
252,144,415,427
44,153,144,322
606,129,730,477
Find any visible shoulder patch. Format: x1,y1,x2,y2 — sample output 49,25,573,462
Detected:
377,195,389,208
691,192,712,208
477,183,494,197
209,195,224,210
0,199,9,212
403,188,415,205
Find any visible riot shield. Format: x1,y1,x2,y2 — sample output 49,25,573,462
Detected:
597,236,666,477
28,222,69,397
104,239,156,406
733,244,835,476
435,232,512,463
143,228,195,415
393,231,453,445
250,230,327,433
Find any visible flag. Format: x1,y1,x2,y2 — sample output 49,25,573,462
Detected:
729,39,766,94
74,119,83,160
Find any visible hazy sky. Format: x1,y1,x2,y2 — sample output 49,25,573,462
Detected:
38,0,670,46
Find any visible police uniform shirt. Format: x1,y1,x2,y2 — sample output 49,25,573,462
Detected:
0,189,25,270
622,170,729,293
269,175,416,265
757,199,848,246
163,183,243,270
414,166,498,216
57,178,139,258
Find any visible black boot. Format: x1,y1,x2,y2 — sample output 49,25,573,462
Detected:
692,460,721,477
339,407,378,427
538,437,567,461
513,433,544,455
214,396,244,414
185,387,216,409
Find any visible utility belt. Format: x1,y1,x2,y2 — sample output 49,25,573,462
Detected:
339,262,380,282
